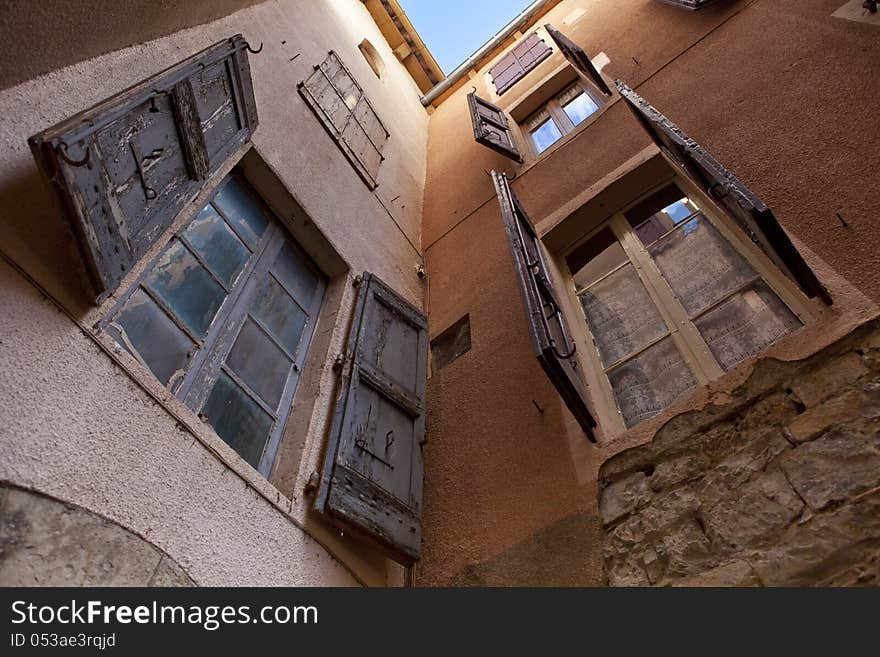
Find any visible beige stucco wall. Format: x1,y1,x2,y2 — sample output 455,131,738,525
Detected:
0,0,429,585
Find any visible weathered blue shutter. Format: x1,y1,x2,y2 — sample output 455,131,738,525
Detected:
493,171,598,442
28,35,259,303
615,80,830,304
316,273,427,564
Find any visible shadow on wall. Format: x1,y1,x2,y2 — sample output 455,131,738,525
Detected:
0,161,96,315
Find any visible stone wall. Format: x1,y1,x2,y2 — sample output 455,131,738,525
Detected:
599,321,880,586
0,486,194,586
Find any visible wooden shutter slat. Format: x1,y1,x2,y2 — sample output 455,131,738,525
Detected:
28,35,258,303
467,91,523,162
490,32,551,95
316,273,427,565
492,171,598,441
544,24,612,96
615,80,830,304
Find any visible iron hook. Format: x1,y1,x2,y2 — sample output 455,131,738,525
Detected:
56,142,90,167
246,41,264,54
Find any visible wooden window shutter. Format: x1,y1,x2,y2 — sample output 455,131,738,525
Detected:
467,91,523,162
544,24,611,96
615,80,830,304
28,35,259,303
316,273,428,564
492,171,598,441
490,32,552,95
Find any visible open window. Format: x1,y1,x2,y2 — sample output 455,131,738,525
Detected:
565,179,811,429
102,173,326,477
523,79,605,156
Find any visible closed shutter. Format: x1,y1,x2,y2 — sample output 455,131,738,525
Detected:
493,171,598,442
28,35,259,303
316,273,427,564
544,24,611,96
615,80,830,304
489,32,552,95
467,91,523,162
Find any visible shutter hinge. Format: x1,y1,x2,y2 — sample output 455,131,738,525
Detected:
332,353,347,371
353,274,363,287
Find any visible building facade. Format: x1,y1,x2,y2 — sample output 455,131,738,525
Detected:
1,0,879,586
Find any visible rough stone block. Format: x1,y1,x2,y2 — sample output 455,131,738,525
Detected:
703,471,803,550
606,553,650,587
751,491,880,586
649,452,710,492
790,352,868,408
697,429,791,508
740,392,798,434
779,430,880,511
671,560,761,587
600,472,651,526
787,389,863,442
661,519,714,578
0,487,194,586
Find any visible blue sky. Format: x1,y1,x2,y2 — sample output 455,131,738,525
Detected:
398,0,534,74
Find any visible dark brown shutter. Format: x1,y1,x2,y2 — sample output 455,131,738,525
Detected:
28,35,259,303
544,24,611,96
493,171,598,442
490,32,552,95
615,80,830,304
467,91,523,162
316,273,427,564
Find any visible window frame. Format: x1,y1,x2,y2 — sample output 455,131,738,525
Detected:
521,79,605,159
559,171,815,435
101,171,327,477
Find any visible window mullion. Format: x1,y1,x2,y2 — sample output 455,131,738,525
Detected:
547,99,575,135
608,213,723,382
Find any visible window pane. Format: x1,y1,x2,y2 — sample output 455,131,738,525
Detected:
694,282,801,371
530,117,562,153
250,276,308,356
183,205,250,286
625,184,700,247
144,240,226,337
578,262,669,367
211,178,269,249
272,241,320,306
201,371,273,468
648,214,756,316
225,318,293,410
111,288,194,385
562,91,600,126
608,337,697,428
567,227,628,290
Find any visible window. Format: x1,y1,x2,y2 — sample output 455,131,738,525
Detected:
104,174,326,476
358,39,385,78
490,32,552,95
566,181,804,428
430,315,472,373
524,81,603,155
298,51,389,189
